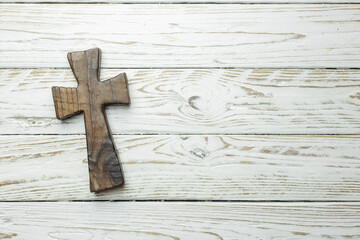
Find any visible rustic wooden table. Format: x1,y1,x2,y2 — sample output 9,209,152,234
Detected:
1,1,360,239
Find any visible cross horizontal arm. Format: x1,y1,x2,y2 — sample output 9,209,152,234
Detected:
52,86,81,120
101,73,130,106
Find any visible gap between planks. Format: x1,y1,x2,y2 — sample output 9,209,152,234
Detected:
2,67,360,69
1,200,360,202
3,134,360,136
2,1,360,4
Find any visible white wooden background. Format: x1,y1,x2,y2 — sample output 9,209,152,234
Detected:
1,1,360,239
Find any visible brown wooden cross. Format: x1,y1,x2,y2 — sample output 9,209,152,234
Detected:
51,48,130,192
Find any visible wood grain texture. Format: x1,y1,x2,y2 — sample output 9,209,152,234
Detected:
2,68,360,134
1,202,360,239
1,1,359,236
52,48,130,192
1,4,360,68
1,135,360,200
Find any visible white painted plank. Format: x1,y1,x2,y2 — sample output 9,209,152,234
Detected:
1,69,360,134
1,135,360,200
1,202,359,239
1,4,360,68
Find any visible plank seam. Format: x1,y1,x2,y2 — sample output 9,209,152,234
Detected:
1,2,360,3
1,200,360,202
2,67,360,70
2,133,360,136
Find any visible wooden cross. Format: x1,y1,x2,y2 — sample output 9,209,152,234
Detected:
51,48,130,192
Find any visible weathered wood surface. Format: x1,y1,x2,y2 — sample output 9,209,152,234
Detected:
1,135,360,200
1,202,360,239
1,1,359,238
1,68,360,134
52,48,130,192
1,4,360,68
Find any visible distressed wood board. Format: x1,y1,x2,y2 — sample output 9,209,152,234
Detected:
2,68,360,134
1,135,360,201
1,4,360,68
1,202,360,239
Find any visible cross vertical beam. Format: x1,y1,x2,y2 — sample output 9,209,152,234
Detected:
52,48,130,192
